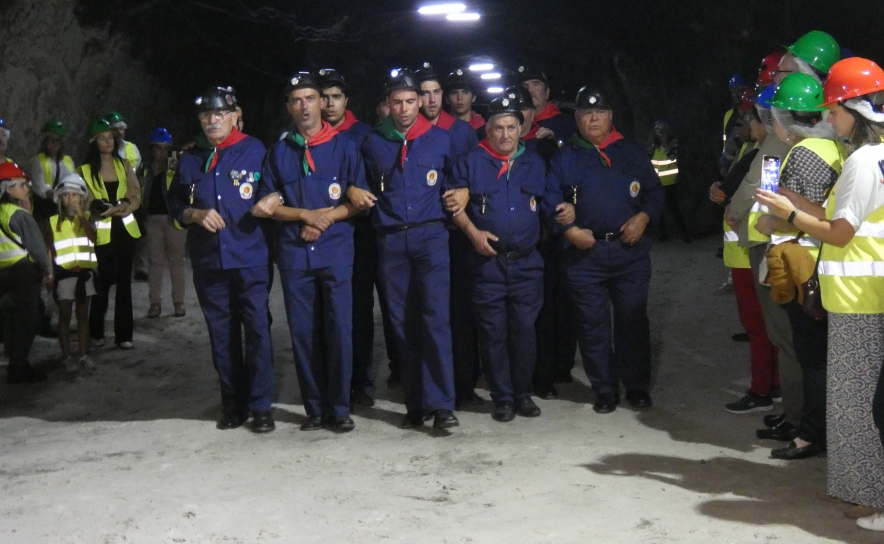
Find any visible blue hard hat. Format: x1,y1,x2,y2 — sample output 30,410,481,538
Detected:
729,73,748,89
755,83,777,108
149,127,172,145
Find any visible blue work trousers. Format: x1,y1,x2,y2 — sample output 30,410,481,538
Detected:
281,265,353,419
377,222,455,413
563,238,652,396
471,250,543,404
193,265,274,412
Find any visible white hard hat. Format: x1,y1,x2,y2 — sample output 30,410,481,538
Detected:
55,173,88,203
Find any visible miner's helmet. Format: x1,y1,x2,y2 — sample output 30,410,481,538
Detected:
285,71,322,95
445,68,476,93
486,90,525,125
195,86,238,112
517,65,548,86
385,68,419,96
318,68,349,94
414,62,442,85
575,87,612,110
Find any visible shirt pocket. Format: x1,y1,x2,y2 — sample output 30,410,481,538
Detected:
313,175,345,207
521,184,541,213
415,159,443,192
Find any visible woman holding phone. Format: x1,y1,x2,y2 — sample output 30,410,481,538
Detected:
139,128,186,318
756,57,884,528
78,118,142,350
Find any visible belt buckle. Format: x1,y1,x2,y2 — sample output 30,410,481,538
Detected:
605,232,619,241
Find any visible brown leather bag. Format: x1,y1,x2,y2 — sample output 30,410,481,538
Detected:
802,245,827,321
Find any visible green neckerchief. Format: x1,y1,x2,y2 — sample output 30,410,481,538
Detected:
287,131,311,175
505,142,526,179
569,133,609,168
376,116,406,143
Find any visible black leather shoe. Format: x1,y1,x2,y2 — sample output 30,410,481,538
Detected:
626,390,652,409
771,440,825,460
455,391,485,409
492,402,515,422
763,413,787,428
756,422,799,442
535,385,558,400
593,393,619,414
216,407,249,430
251,411,275,433
515,397,542,418
300,416,324,431
326,416,355,432
433,409,459,428
400,411,424,429
732,332,750,342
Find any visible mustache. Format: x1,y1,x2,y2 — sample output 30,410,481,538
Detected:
205,123,223,131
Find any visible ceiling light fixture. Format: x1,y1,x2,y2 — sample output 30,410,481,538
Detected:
417,3,466,15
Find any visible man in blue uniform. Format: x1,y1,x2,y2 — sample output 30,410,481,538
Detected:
167,86,275,432
252,71,370,431
318,68,398,408
415,62,483,408
518,66,576,144
549,87,664,414
360,68,459,429
448,93,573,421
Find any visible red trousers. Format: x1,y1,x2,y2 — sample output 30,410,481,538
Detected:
732,267,780,396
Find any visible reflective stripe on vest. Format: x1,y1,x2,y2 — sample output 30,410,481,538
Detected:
819,190,884,313
722,218,750,269
722,110,733,151
651,147,678,186
0,203,29,269
38,153,75,187
78,162,142,245
50,215,97,270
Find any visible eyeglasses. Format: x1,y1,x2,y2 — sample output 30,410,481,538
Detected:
198,110,233,122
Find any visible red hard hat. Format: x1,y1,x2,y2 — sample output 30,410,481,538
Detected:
757,51,786,85
0,161,27,182
822,57,884,107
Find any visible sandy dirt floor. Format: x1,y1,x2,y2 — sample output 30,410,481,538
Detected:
1,236,880,543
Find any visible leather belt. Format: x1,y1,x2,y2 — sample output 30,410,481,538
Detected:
602,231,622,241
377,219,442,234
497,246,535,263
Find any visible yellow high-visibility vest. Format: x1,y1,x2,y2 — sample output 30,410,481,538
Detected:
651,147,678,187
819,188,884,314
50,215,97,270
722,110,734,152
0,203,30,269
722,218,750,268
123,141,139,171
78,162,141,245
37,153,75,187
766,138,843,258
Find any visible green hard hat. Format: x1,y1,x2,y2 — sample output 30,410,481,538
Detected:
87,118,113,138
786,30,840,74
103,111,126,125
41,120,65,136
770,73,826,112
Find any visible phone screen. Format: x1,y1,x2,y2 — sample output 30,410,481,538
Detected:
761,155,781,193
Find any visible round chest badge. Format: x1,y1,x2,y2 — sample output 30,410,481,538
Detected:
530,196,537,212
329,182,342,200
629,181,641,198
427,169,438,186
239,182,254,200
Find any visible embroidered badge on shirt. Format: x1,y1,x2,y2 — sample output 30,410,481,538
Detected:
329,183,342,200
427,169,438,186
629,180,641,198
239,182,254,199
530,196,537,212
229,169,243,187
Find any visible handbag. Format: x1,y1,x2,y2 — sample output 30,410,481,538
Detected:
801,242,827,321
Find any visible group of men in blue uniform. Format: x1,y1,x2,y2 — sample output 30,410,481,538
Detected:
166,63,665,434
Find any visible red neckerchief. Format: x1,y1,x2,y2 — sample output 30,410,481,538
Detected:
468,111,485,130
570,127,624,168
205,128,248,172
534,102,562,123
478,139,517,178
336,110,358,132
290,122,338,174
433,110,456,130
399,115,433,167
522,123,540,140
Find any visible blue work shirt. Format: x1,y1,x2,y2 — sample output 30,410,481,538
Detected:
537,109,577,143
338,119,374,149
167,135,270,270
260,132,367,270
548,136,664,242
448,145,558,253
361,126,452,228
445,118,479,164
